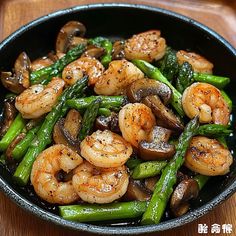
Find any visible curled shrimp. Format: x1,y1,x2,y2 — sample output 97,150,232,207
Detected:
31,144,83,204
124,30,166,62
72,161,129,204
80,130,133,168
15,77,65,119
182,82,230,125
185,136,233,176
176,50,213,74
94,59,144,95
62,56,104,86
119,103,156,147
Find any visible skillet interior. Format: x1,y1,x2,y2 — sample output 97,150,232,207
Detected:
0,4,235,235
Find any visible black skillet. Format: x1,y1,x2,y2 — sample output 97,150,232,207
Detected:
0,3,235,235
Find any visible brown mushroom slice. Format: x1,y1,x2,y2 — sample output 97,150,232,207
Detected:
56,21,87,53
138,126,175,160
95,112,120,133
123,178,151,201
127,78,172,105
112,40,125,60
170,179,199,217
143,95,184,133
31,56,54,71
68,36,88,51
1,52,31,94
81,46,105,59
53,109,82,152
144,176,159,192
64,109,82,137
6,133,26,161
0,98,17,138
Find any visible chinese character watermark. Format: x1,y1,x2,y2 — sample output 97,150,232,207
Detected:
198,223,233,234
222,224,233,234
211,224,221,234
198,224,208,234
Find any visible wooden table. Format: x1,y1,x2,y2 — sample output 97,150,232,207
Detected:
0,0,235,235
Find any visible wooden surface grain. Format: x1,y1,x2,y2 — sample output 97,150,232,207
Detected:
0,0,235,235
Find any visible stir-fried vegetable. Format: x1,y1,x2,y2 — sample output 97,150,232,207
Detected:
12,123,42,161
176,62,194,93
59,201,148,222
141,117,199,225
66,96,126,110
193,73,230,89
0,114,26,152
78,99,101,140
132,161,167,179
194,174,210,190
160,48,179,82
196,124,232,137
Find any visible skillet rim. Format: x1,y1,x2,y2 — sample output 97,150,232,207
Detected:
0,3,235,235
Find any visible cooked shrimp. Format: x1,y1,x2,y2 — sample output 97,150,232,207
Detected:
185,136,233,176
182,82,230,125
124,30,166,62
176,50,213,74
80,130,133,168
94,59,144,95
119,103,156,147
15,77,65,119
31,144,83,204
62,56,104,85
72,161,129,204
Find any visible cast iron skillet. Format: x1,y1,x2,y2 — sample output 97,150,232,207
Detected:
0,3,235,235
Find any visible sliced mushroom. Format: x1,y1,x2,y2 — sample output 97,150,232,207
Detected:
81,46,105,59
31,56,54,71
127,78,172,105
177,171,189,183
170,179,199,217
6,133,26,161
123,178,151,201
143,95,184,133
1,52,31,94
56,21,87,53
144,176,159,192
95,112,120,133
0,98,17,138
64,109,82,137
24,117,43,131
112,40,125,60
53,109,82,152
138,126,175,161
68,36,88,51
